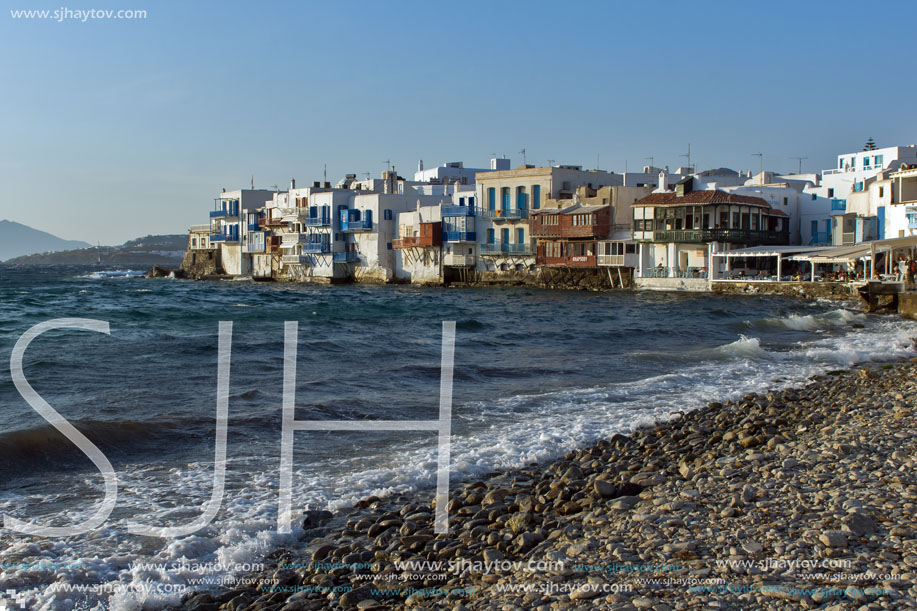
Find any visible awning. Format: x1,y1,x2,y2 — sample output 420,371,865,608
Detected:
789,244,872,263
712,245,830,258
870,235,917,251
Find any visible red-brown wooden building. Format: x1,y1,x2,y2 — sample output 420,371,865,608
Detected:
392,221,442,249
531,204,611,267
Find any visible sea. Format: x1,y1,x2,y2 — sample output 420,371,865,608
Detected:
1,265,915,610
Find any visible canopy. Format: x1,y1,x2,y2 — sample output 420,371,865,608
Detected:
790,244,871,264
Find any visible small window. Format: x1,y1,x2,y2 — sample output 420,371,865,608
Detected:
783,197,788,205
827,188,834,198
387,242,392,250
879,187,884,198
383,209,393,220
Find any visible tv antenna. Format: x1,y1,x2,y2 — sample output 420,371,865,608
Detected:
752,152,763,179
519,148,526,165
680,144,692,172
382,159,393,173
645,156,654,170
547,159,555,167
790,156,808,174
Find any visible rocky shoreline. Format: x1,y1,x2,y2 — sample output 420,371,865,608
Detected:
178,355,917,611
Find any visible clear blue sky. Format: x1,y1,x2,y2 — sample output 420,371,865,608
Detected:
1,0,915,244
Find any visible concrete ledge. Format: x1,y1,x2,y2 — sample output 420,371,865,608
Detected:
635,277,709,292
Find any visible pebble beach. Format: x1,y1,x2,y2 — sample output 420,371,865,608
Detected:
178,353,917,611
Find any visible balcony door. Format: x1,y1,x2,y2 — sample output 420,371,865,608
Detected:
502,228,510,244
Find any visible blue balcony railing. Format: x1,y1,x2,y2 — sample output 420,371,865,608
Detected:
480,241,533,255
210,210,227,219
247,223,260,231
303,242,331,254
333,251,359,263
342,219,372,231
210,233,238,243
444,231,476,242
305,217,331,227
830,198,847,212
442,205,476,217
906,208,917,229
482,208,527,220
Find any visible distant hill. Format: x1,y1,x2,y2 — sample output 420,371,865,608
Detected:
0,220,91,260
2,234,187,266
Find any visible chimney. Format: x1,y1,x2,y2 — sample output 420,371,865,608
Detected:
313,181,320,188
323,181,331,188
290,178,296,190
418,159,424,172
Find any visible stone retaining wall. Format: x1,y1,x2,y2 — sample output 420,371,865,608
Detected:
179,248,222,279
900,292,917,319
711,280,859,301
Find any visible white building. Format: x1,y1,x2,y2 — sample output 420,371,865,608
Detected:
441,187,479,278
413,159,499,185
210,189,275,276
392,204,443,284
802,144,917,245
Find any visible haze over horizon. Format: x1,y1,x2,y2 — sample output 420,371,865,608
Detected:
2,0,915,244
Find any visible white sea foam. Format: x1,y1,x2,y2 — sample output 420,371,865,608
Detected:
78,270,145,280
2,314,916,610
758,307,868,331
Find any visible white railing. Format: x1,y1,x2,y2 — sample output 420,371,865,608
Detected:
190,224,211,232
443,254,475,267
281,233,308,245
281,255,309,265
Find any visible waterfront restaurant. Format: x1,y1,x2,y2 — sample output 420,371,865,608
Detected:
632,178,790,281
